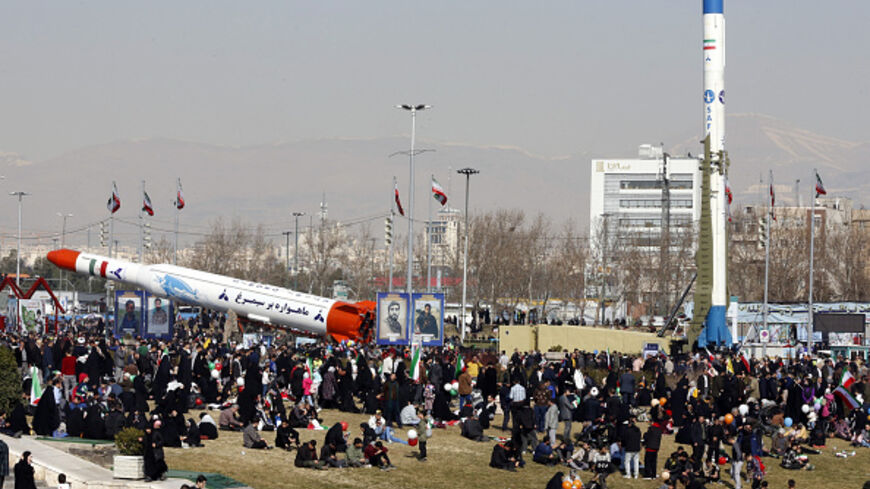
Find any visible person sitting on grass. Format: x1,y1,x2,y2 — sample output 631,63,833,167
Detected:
460,413,486,442
294,440,326,470
533,437,560,466
346,438,369,468
364,441,396,471
320,439,347,468
198,412,218,439
218,405,242,431
275,418,300,451
400,401,420,426
490,441,522,471
242,420,271,449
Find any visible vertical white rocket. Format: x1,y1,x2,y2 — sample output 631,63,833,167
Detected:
703,0,729,342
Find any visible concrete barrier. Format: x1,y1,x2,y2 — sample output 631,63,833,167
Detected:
499,325,668,353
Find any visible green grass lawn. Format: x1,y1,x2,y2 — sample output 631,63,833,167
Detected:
164,407,870,489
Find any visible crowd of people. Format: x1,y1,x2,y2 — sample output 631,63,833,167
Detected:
1,319,870,488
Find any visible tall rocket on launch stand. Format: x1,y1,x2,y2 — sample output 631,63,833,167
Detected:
691,0,731,347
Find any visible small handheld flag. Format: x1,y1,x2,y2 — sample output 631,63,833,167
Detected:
107,182,120,214
432,177,448,206
142,191,154,216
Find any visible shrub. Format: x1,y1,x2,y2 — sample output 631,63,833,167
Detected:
547,345,564,352
115,427,145,456
0,346,22,415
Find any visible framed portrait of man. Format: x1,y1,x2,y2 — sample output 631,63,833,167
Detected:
376,292,410,345
145,294,174,338
114,290,144,337
411,293,444,346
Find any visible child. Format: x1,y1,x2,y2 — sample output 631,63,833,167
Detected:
416,412,431,461
58,473,71,489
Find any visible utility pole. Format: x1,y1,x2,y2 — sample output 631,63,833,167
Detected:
282,231,292,278
659,146,671,316
396,104,431,295
293,212,304,290
762,170,773,358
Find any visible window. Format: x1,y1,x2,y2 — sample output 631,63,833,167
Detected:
619,180,693,190
619,199,692,209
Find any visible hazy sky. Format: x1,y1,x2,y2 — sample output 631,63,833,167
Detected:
1,1,868,162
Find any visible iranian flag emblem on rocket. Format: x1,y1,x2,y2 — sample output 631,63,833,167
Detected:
704,39,716,50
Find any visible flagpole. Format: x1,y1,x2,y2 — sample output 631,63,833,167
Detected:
762,170,772,359
388,177,396,293
107,181,116,330
427,174,433,293
808,168,817,353
139,180,145,263
174,179,180,265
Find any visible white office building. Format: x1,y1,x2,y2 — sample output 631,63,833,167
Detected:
589,145,701,248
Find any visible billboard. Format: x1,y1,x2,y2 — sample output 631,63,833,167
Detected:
411,293,444,346
115,290,144,337
145,293,174,339
376,292,410,345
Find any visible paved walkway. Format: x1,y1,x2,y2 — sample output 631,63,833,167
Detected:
1,434,185,489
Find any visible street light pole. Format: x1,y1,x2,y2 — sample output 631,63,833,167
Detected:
10,191,30,286
396,104,430,295
457,167,479,343
293,211,305,290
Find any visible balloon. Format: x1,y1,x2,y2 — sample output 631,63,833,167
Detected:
408,437,418,446
784,417,793,427
211,369,220,380
814,404,822,412
452,381,459,390
215,362,222,371
562,481,572,489
659,397,667,406
572,480,582,489
718,456,727,465
814,398,822,405
738,404,749,416
208,361,215,371
802,404,811,414
341,421,349,431
195,398,203,406
661,471,670,480
724,413,734,425
408,429,418,439
450,389,458,396
590,387,599,397
444,383,453,392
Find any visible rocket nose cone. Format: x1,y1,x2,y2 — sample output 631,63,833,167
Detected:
47,249,80,271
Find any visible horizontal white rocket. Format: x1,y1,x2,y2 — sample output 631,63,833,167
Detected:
47,249,375,342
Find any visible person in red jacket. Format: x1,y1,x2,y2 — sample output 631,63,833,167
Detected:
61,350,78,400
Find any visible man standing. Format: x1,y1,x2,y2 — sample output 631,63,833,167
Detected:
623,417,642,479
642,421,662,479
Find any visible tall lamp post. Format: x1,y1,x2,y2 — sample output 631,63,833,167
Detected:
293,211,305,290
10,191,30,286
396,104,431,294
57,212,73,288
457,168,479,343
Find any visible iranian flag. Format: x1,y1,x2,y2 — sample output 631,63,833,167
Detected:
306,357,314,376
703,39,716,50
455,353,465,376
840,370,856,389
394,181,405,216
176,178,185,210
107,181,120,214
834,386,860,410
142,190,155,216
409,343,422,381
431,177,447,206
30,366,42,406
815,171,827,197
770,183,776,221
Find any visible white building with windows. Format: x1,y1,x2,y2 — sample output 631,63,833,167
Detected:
589,145,702,248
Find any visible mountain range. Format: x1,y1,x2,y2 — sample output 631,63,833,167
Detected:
0,113,867,250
